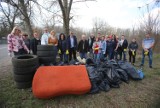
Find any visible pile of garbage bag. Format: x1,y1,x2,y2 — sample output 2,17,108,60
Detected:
86,58,144,94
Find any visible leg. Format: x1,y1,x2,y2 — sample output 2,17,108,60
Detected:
64,53,68,63
123,51,126,61
69,48,72,61
96,53,100,64
148,49,153,67
84,53,87,59
73,48,77,60
60,54,63,62
129,51,132,62
141,50,145,66
94,54,97,63
133,51,136,64
80,53,83,59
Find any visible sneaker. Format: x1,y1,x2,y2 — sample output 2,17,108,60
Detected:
149,66,152,68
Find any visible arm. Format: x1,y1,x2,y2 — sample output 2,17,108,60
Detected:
22,38,29,53
149,39,155,49
7,34,13,54
41,35,45,45
115,42,119,51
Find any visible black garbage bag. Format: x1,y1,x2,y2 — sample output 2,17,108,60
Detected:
89,80,100,94
86,58,95,66
116,69,129,83
98,79,110,92
103,65,121,88
118,61,142,80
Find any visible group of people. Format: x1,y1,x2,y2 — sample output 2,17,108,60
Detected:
7,26,155,68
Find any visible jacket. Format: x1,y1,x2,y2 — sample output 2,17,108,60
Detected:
41,32,50,45
88,37,95,49
121,39,128,49
67,35,77,50
30,38,41,55
100,40,106,54
128,42,138,51
7,34,28,53
58,39,68,53
78,40,89,53
106,40,114,51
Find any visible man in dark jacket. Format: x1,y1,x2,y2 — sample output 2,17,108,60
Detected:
78,35,89,59
30,32,41,55
128,38,138,65
106,35,114,60
88,34,95,58
67,31,77,61
120,35,128,61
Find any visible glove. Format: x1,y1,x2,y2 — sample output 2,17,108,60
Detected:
66,50,69,55
124,49,127,52
132,51,135,56
94,47,99,50
58,49,61,54
144,51,148,55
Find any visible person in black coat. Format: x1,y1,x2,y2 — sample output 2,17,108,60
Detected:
30,32,41,55
128,38,138,65
58,33,69,63
88,34,95,58
120,35,128,61
67,31,77,61
22,33,30,54
78,35,89,59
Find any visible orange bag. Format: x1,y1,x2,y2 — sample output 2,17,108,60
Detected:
32,65,91,99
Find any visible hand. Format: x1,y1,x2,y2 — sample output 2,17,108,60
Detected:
55,44,58,46
8,52,12,57
27,50,30,54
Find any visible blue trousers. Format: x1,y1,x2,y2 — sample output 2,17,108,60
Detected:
141,49,153,66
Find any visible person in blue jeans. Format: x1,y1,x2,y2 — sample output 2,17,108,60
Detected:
119,35,128,61
92,37,101,64
58,33,69,63
140,33,155,68
78,35,89,59
100,35,106,60
106,35,114,60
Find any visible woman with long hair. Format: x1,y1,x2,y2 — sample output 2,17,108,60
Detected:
7,26,29,56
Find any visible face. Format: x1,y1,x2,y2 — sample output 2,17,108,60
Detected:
82,36,86,40
60,34,64,40
121,36,124,40
51,31,55,36
23,35,28,39
91,34,94,37
132,38,136,42
101,36,105,40
146,34,150,38
44,29,48,33
15,28,21,35
34,33,38,38
70,32,73,36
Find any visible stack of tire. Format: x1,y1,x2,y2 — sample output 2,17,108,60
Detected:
12,55,39,89
37,45,57,65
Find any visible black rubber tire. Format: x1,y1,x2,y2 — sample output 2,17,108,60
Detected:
39,57,55,64
37,45,56,51
13,65,39,75
13,74,34,82
15,81,32,89
37,51,55,57
12,55,39,68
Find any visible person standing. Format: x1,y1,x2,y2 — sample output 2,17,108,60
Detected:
58,33,69,63
128,38,138,65
140,33,155,68
119,35,128,61
106,35,114,60
67,31,77,61
22,33,30,54
78,35,89,59
41,28,50,45
48,30,58,65
30,32,41,55
88,34,95,58
7,26,29,57
100,35,106,60
92,37,101,64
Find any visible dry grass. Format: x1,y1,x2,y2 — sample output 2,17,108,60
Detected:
0,55,160,108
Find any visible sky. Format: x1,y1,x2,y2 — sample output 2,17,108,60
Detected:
69,0,159,29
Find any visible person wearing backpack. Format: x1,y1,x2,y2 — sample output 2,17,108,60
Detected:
128,38,138,65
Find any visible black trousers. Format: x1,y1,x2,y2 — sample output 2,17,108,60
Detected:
69,47,77,61
129,51,136,63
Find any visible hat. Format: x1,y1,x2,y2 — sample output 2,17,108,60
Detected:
108,35,112,39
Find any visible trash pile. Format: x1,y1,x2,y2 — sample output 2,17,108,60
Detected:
85,58,144,94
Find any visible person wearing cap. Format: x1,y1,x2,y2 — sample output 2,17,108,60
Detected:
106,35,114,60
119,35,128,61
140,32,155,68
128,38,138,65
41,28,50,45
67,31,78,61
22,33,30,54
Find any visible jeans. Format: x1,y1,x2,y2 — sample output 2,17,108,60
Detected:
89,49,94,58
60,53,68,63
80,52,87,59
94,53,100,64
69,47,77,61
107,50,113,60
122,50,127,61
141,49,153,66
14,48,27,56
